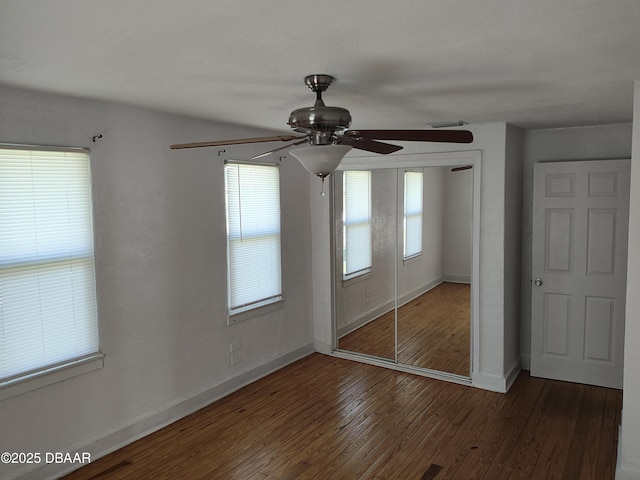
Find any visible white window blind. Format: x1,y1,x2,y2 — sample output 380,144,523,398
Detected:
225,162,282,314
0,147,99,384
343,170,372,280
404,170,423,259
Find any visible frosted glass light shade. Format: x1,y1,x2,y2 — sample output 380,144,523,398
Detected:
289,145,352,178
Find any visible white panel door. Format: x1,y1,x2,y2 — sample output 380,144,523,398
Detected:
531,159,630,389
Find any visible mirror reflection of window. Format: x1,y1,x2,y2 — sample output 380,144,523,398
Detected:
335,159,476,379
343,171,372,281
403,170,423,260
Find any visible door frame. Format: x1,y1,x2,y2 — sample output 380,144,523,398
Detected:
330,150,481,386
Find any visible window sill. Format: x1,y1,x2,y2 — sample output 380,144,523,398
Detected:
228,298,284,325
0,353,105,401
342,269,372,287
403,253,423,265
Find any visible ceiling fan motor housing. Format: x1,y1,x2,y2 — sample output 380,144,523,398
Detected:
288,74,352,145
288,105,352,142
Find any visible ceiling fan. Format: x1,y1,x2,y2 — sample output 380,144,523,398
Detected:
170,74,473,177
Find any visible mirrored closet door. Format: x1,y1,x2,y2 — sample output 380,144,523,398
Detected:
333,157,476,378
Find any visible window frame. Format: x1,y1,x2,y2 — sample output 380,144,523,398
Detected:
224,161,283,322
0,144,103,400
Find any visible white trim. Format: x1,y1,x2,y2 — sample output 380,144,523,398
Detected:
520,355,531,371
227,298,284,324
0,354,104,401
0,142,90,153
470,151,482,386
443,274,471,284
617,424,640,480
616,469,640,480
472,359,521,393
338,150,481,170
504,359,522,391
331,349,472,387
314,340,332,355
7,345,314,480
472,372,509,393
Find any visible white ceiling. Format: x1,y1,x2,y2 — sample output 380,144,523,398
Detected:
1,0,640,134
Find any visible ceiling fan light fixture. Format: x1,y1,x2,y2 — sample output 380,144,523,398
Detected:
289,144,352,179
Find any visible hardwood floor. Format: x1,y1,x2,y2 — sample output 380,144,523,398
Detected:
338,282,470,376
63,354,622,480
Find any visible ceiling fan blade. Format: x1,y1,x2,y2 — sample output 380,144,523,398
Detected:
339,137,404,155
170,135,304,150
350,129,473,144
250,139,309,160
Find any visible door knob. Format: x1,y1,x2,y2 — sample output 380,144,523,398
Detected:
534,278,543,286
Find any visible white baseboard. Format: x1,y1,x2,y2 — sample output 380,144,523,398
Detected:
10,343,315,480
443,274,471,284
472,372,508,393
520,355,531,371
616,427,640,480
617,468,640,480
504,359,522,391
472,360,521,393
314,340,332,355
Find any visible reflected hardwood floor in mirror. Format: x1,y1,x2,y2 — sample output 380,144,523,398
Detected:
63,354,622,480
338,282,470,375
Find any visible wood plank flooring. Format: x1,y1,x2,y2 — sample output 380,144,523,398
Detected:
338,282,470,376
63,354,622,480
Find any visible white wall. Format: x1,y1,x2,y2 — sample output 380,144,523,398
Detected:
443,167,473,282
0,85,315,480
504,124,524,374
618,81,640,480
519,123,633,368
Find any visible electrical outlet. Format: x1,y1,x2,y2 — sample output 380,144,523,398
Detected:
230,353,242,365
230,342,241,353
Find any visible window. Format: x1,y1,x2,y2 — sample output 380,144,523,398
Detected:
343,170,372,280
0,147,100,387
403,170,423,260
225,162,282,316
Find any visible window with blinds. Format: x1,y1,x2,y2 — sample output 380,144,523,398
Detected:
343,170,372,280
225,162,282,315
0,147,100,385
403,170,423,260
